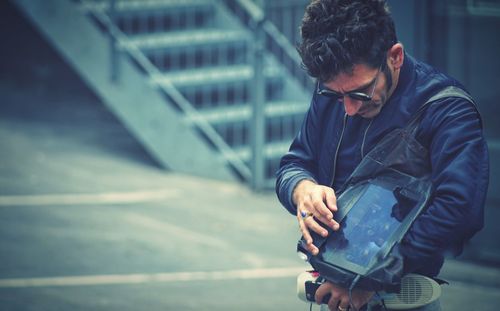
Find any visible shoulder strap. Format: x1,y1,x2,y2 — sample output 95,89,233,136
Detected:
406,86,480,133
425,86,475,105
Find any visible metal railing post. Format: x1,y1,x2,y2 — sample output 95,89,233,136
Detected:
109,0,120,82
254,0,264,9
250,5,266,191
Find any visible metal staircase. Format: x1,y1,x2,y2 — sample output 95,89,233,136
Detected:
14,0,311,189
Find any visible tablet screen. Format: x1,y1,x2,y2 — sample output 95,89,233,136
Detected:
321,183,412,273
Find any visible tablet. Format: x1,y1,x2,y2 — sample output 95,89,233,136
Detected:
320,183,416,275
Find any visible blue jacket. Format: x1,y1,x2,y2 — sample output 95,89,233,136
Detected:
276,53,489,277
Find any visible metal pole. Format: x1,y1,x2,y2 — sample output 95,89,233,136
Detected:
254,0,264,9
109,0,120,82
250,11,266,191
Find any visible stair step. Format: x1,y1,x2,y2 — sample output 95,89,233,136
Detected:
180,79,285,108
151,65,282,87
131,29,250,71
82,0,212,13
124,29,249,50
83,0,216,35
78,0,308,185
185,101,308,124
233,141,292,162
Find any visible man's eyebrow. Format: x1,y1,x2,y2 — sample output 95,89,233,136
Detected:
348,75,377,93
321,73,378,93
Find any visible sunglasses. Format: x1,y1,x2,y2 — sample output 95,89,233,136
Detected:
316,66,382,102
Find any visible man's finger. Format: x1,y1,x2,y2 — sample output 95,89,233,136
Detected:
324,188,338,212
299,222,313,245
337,300,350,311
304,216,329,237
314,282,330,305
321,188,339,230
311,196,334,220
310,200,339,230
299,223,319,255
316,214,340,231
327,295,340,310
297,214,313,243
297,204,320,255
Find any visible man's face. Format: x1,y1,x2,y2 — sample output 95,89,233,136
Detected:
322,63,391,119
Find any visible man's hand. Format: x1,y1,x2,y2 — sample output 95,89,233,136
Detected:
293,179,339,255
315,281,374,311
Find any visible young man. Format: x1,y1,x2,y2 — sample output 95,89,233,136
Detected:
275,0,489,310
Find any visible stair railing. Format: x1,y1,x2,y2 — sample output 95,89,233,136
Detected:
244,0,266,190
108,0,120,82
223,0,313,190
81,0,252,182
222,0,314,92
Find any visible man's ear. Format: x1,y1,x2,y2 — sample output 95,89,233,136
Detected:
388,43,404,69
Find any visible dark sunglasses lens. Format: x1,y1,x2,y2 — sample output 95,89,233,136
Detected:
319,89,341,98
318,86,372,101
349,92,371,101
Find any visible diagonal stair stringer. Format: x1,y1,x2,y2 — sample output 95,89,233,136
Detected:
13,0,237,181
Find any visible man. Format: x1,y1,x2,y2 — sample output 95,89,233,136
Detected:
275,0,489,310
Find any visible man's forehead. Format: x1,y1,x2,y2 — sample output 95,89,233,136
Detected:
325,64,379,91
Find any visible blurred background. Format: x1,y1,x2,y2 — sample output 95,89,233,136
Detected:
0,0,499,310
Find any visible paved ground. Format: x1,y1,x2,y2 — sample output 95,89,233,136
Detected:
0,115,308,311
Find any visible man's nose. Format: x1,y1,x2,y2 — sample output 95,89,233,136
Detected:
343,96,363,116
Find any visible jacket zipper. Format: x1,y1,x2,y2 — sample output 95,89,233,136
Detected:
361,119,374,158
330,113,348,187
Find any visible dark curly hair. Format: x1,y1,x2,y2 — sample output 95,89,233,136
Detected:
298,0,397,82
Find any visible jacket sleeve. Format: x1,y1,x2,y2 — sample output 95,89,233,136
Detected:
275,96,323,215
401,97,489,271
